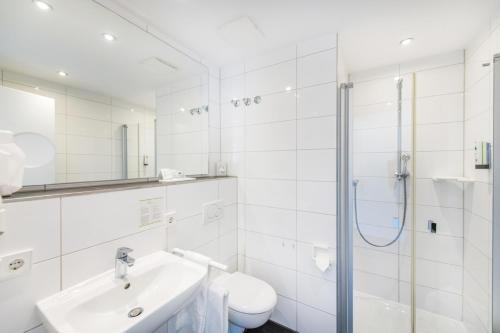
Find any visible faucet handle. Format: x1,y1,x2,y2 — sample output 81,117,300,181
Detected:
116,247,133,258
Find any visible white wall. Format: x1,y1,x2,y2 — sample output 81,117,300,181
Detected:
350,51,466,320
220,33,338,332
462,14,500,333
1,70,156,183
0,177,237,333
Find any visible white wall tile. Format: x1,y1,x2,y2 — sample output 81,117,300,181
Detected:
297,82,337,119
298,181,336,215
166,181,218,219
245,91,296,125
218,178,238,206
416,122,463,151
298,149,336,181
62,187,166,254
416,93,464,125
244,179,296,210
245,151,296,180
3,199,60,263
244,205,296,240
298,49,337,88
245,60,296,97
297,211,336,246
246,120,296,151
245,231,296,270
298,116,336,149
416,64,465,97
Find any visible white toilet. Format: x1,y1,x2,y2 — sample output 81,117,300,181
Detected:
215,272,277,333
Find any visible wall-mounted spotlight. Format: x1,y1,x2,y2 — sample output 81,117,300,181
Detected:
253,96,262,104
33,0,53,11
242,97,252,106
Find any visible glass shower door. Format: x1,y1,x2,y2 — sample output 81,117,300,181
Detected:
350,72,413,333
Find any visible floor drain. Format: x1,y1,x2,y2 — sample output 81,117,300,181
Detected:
128,307,143,318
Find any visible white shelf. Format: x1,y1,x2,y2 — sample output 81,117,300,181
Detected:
432,177,475,183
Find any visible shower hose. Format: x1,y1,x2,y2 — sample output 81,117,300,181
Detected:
353,175,408,248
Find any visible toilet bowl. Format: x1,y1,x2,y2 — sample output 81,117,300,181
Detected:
215,272,277,333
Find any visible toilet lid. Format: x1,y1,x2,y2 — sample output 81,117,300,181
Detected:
220,272,277,314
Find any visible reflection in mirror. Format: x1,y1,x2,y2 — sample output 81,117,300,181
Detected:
0,0,209,187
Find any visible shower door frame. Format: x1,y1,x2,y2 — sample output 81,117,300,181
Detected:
337,82,354,333
493,53,500,332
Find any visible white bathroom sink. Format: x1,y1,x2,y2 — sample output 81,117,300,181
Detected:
37,251,207,333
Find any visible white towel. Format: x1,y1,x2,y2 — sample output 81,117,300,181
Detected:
204,283,229,333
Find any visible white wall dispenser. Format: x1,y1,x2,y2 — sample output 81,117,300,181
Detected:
475,141,491,169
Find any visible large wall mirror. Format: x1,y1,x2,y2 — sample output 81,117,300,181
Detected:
0,0,210,187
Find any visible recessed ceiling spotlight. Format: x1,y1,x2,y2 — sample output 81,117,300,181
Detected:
102,33,117,42
400,38,414,47
285,86,292,92
130,108,135,112
58,71,68,77
34,86,40,90
33,0,53,11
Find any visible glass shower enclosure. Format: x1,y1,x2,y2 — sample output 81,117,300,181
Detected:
337,52,497,333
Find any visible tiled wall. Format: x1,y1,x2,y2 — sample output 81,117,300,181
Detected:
220,34,338,332
156,69,221,176
350,51,466,320
0,70,156,183
0,177,237,333
462,15,500,333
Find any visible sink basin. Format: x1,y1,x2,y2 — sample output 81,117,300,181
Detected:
37,251,207,333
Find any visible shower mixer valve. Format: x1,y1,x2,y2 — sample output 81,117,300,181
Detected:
395,153,410,180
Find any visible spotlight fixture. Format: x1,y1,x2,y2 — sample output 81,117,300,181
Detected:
102,33,117,42
33,0,53,11
400,38,414,47
58,71,68,77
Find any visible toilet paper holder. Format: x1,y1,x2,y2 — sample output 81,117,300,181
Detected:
312,244,332,272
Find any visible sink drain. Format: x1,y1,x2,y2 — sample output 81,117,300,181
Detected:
128,307,143,318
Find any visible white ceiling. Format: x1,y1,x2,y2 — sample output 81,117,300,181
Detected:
114,0,500,73
0,0,207,108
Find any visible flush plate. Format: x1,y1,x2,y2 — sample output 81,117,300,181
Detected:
202,200,224,225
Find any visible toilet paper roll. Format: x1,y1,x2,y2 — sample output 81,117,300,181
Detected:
314,253,331,272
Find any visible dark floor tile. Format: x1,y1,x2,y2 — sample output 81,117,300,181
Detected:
245,321,296,333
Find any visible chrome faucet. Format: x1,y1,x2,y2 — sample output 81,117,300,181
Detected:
115,247,135,280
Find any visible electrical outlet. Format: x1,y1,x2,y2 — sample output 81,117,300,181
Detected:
203,200,224,225
0,249,32,282
165,211,177,227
